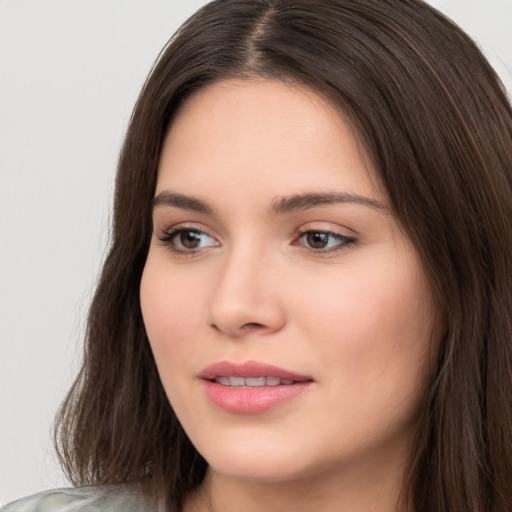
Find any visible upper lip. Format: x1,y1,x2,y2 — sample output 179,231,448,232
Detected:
199,360,313,381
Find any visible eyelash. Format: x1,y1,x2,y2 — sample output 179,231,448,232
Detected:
156,226,357,256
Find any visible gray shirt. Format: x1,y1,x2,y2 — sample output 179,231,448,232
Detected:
1,485,163,512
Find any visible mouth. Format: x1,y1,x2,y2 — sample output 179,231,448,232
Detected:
199,360,313,385
199,360,314,414
211,376,298,387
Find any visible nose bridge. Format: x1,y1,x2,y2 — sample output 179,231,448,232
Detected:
208,239,284,336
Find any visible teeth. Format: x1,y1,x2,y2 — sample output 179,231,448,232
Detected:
266,376,280,386
213,376,296,387
245,377,266,387
229,376,245,387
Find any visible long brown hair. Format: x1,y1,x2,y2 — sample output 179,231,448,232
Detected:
54,1,512,510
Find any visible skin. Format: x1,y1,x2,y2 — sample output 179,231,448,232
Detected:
140,79,438,512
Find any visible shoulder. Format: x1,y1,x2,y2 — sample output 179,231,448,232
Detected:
1,484,160,512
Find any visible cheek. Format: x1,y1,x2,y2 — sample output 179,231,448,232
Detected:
292,252,435,415
140,256,206,378
140,257,213,426
296,256,431,341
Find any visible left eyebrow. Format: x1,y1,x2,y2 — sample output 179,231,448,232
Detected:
269,192,389,215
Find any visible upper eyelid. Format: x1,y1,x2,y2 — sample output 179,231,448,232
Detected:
162,226,219,242
294,229,356,244
294,221,358,237
159,222,217,237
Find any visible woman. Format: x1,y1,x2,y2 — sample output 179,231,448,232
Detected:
4,0,512,510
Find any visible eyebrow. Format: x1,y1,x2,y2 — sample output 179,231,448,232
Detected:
152,190,388,215
269,192,388,214
153,192,215,214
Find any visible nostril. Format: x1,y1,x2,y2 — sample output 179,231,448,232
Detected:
209,321,267,335
240,322,266,330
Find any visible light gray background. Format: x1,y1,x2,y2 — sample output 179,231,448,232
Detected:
1,0,511,505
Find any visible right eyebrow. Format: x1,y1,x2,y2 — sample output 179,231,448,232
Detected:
152,191,215,215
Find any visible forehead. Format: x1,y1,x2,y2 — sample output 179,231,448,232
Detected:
157,78,382,205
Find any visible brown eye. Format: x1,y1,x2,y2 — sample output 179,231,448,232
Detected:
297,230,355,252
179,230,202,249
158,228,219,253
306,232,330,249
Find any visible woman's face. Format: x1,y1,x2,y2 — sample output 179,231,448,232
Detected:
140,79,437,485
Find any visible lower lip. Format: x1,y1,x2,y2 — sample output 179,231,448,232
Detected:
202,380,312,414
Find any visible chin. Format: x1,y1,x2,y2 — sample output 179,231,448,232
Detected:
190,426,325,483
208,453,311,483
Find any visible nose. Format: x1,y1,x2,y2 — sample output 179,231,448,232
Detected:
207,247,286,338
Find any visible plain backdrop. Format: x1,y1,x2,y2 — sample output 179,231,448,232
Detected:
1,0,511,505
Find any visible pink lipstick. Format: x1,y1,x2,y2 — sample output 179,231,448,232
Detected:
199,360,313,414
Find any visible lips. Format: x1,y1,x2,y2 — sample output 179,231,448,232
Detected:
199,360,314,414
200,360,312,382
